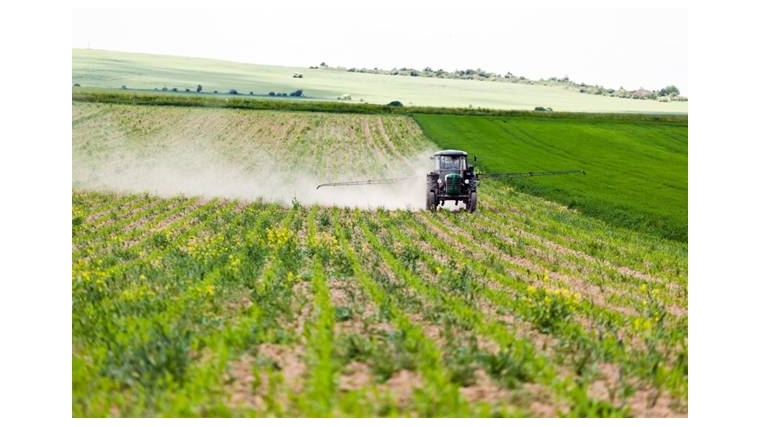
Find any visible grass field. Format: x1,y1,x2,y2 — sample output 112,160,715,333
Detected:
72,102,688,417
414,114,688,242
73,49,688,114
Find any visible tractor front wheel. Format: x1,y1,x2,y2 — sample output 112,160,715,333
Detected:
427,191,437,211
467,192,477,212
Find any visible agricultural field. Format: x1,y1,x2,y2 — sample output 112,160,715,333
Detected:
73,49,688,114
72,102,688,417
415,114,688,242
73,102,433,208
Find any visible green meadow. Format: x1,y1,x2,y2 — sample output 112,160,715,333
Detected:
414,114,688,241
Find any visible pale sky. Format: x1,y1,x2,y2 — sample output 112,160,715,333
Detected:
72,4,688,95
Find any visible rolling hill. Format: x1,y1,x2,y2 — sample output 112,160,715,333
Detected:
73,49,688,114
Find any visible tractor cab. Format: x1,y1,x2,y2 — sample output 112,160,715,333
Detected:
427,150,478,212
435,151,467,173
432,149,474,174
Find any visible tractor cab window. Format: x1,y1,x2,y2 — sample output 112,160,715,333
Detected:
438,156,465,171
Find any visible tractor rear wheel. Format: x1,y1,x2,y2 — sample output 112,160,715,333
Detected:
467,192,477,212
426,191,437,211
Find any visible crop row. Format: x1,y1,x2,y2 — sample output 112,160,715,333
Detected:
73,187,687,417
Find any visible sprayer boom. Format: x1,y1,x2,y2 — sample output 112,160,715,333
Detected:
316,177,415,190
315,170,585,190
315,149,586,213
478,169,586,179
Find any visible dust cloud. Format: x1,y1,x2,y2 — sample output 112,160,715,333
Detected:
73,141,434,210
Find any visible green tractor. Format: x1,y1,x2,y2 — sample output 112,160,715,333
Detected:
426,150,478,212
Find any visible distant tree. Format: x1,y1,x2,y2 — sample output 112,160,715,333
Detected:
73,83,81,88
534,106,547,111
171,87,178,92
387,100,403,107
196,84,202,93
162,87,168,92
213,90,218,94
320,62,327,67
658,85,680,97
229,89,238,95
249,91,254,95
121,85,127,90
268,91,275,96
289,89,303,97
185,88,190,92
